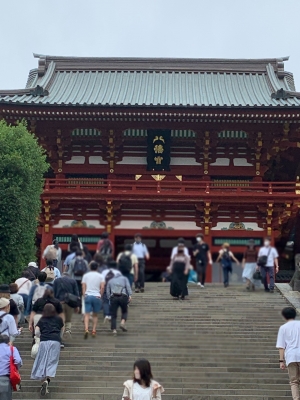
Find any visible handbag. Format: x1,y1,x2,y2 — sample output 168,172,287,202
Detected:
64,292,81,308
253,270,262,281
61,279,80,308
257,247,271,267
10,346,21,391
31,337,40,359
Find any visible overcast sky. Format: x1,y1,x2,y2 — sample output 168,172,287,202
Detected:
1,0,300,90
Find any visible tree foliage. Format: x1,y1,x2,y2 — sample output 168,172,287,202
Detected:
0,120,48,283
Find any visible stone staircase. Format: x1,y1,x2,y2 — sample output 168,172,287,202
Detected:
13,283,292,399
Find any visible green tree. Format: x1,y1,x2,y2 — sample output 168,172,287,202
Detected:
0,120,48,283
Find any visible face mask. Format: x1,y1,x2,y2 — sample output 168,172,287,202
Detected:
178,250,184,254
264,241,270,246
196,237,202,243
134,368,141,380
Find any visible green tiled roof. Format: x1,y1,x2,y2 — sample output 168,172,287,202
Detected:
1,54,300,108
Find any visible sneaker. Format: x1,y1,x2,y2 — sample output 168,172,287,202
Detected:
103,316,111,324
140,288,145,293
197,282,201,286
60,342,65,349
264,288,270,292
135,289,140,293
63,330,72,340
84,330,89,339
112,329,117,336
41,380,49,396
120,323,127,332
270,289,275,293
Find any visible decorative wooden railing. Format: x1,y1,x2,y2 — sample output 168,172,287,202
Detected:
43,179,300,199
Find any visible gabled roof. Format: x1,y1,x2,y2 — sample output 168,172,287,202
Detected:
0,54,300,108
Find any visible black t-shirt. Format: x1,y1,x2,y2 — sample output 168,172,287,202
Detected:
32,297,63,315
37,316,64,343
9,299,19,316
193,242,210,264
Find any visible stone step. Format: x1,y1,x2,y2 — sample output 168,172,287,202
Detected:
13,284,291,399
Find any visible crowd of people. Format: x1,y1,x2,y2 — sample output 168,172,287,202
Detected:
0,232,166,399
165,234,279,299
0,231,285,399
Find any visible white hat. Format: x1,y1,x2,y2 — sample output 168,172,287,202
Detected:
28,262,38,268
0,298,10,309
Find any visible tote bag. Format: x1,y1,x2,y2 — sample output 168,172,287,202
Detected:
10,346,21,391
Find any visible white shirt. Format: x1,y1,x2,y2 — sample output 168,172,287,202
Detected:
82,271,104,297
15,278,32,295
258,246,279,267
133,382,152,400
171,246,190,260
132,242,149,259
276,320,300,366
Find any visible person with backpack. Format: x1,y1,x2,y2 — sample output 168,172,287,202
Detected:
0,285,21,331
102,261,122,324
53,272,79,339
117,244,138,287
0,298,21,343
41,259,61,284
25,272,48,316
15,270,33,310
63,244,79,272
216,243,239,288
132,233,150,293
9,284,24,324
25,262,40,282
43,239,62,272
67,249,89,298
106,268,132,335
28,288,64,340
81,261,105,339
257,237,279,293
96,232,114,262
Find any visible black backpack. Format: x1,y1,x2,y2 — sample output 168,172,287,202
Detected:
118,253,132,275
73,259,88,277
100,239,112,256
105,269,115,285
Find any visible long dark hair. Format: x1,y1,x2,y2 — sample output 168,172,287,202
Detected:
133,359,153,387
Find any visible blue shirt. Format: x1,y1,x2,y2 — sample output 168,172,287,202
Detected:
64,252,76,267
132,242,149,259
0,343,22,376
0,311,20,340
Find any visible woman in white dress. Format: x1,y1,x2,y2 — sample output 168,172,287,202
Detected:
122,359,164,400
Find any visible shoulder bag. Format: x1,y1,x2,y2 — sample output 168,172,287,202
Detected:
257,247,272,267
10,346,21,391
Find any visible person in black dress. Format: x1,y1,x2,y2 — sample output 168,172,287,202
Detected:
170,244,190,300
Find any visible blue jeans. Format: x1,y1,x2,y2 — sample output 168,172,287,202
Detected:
84,296,102,313
102,293,110,317
260,266,275,290
223,266,231,286
122,272,134,288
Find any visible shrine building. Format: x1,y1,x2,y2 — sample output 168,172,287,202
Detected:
1,54,300,281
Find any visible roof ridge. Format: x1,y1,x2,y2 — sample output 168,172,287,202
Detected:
33,53,290,75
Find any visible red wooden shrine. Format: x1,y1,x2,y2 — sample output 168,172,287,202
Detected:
1,55,300,280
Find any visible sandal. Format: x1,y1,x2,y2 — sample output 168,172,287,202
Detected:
84,330,89,339
91,330,96,338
